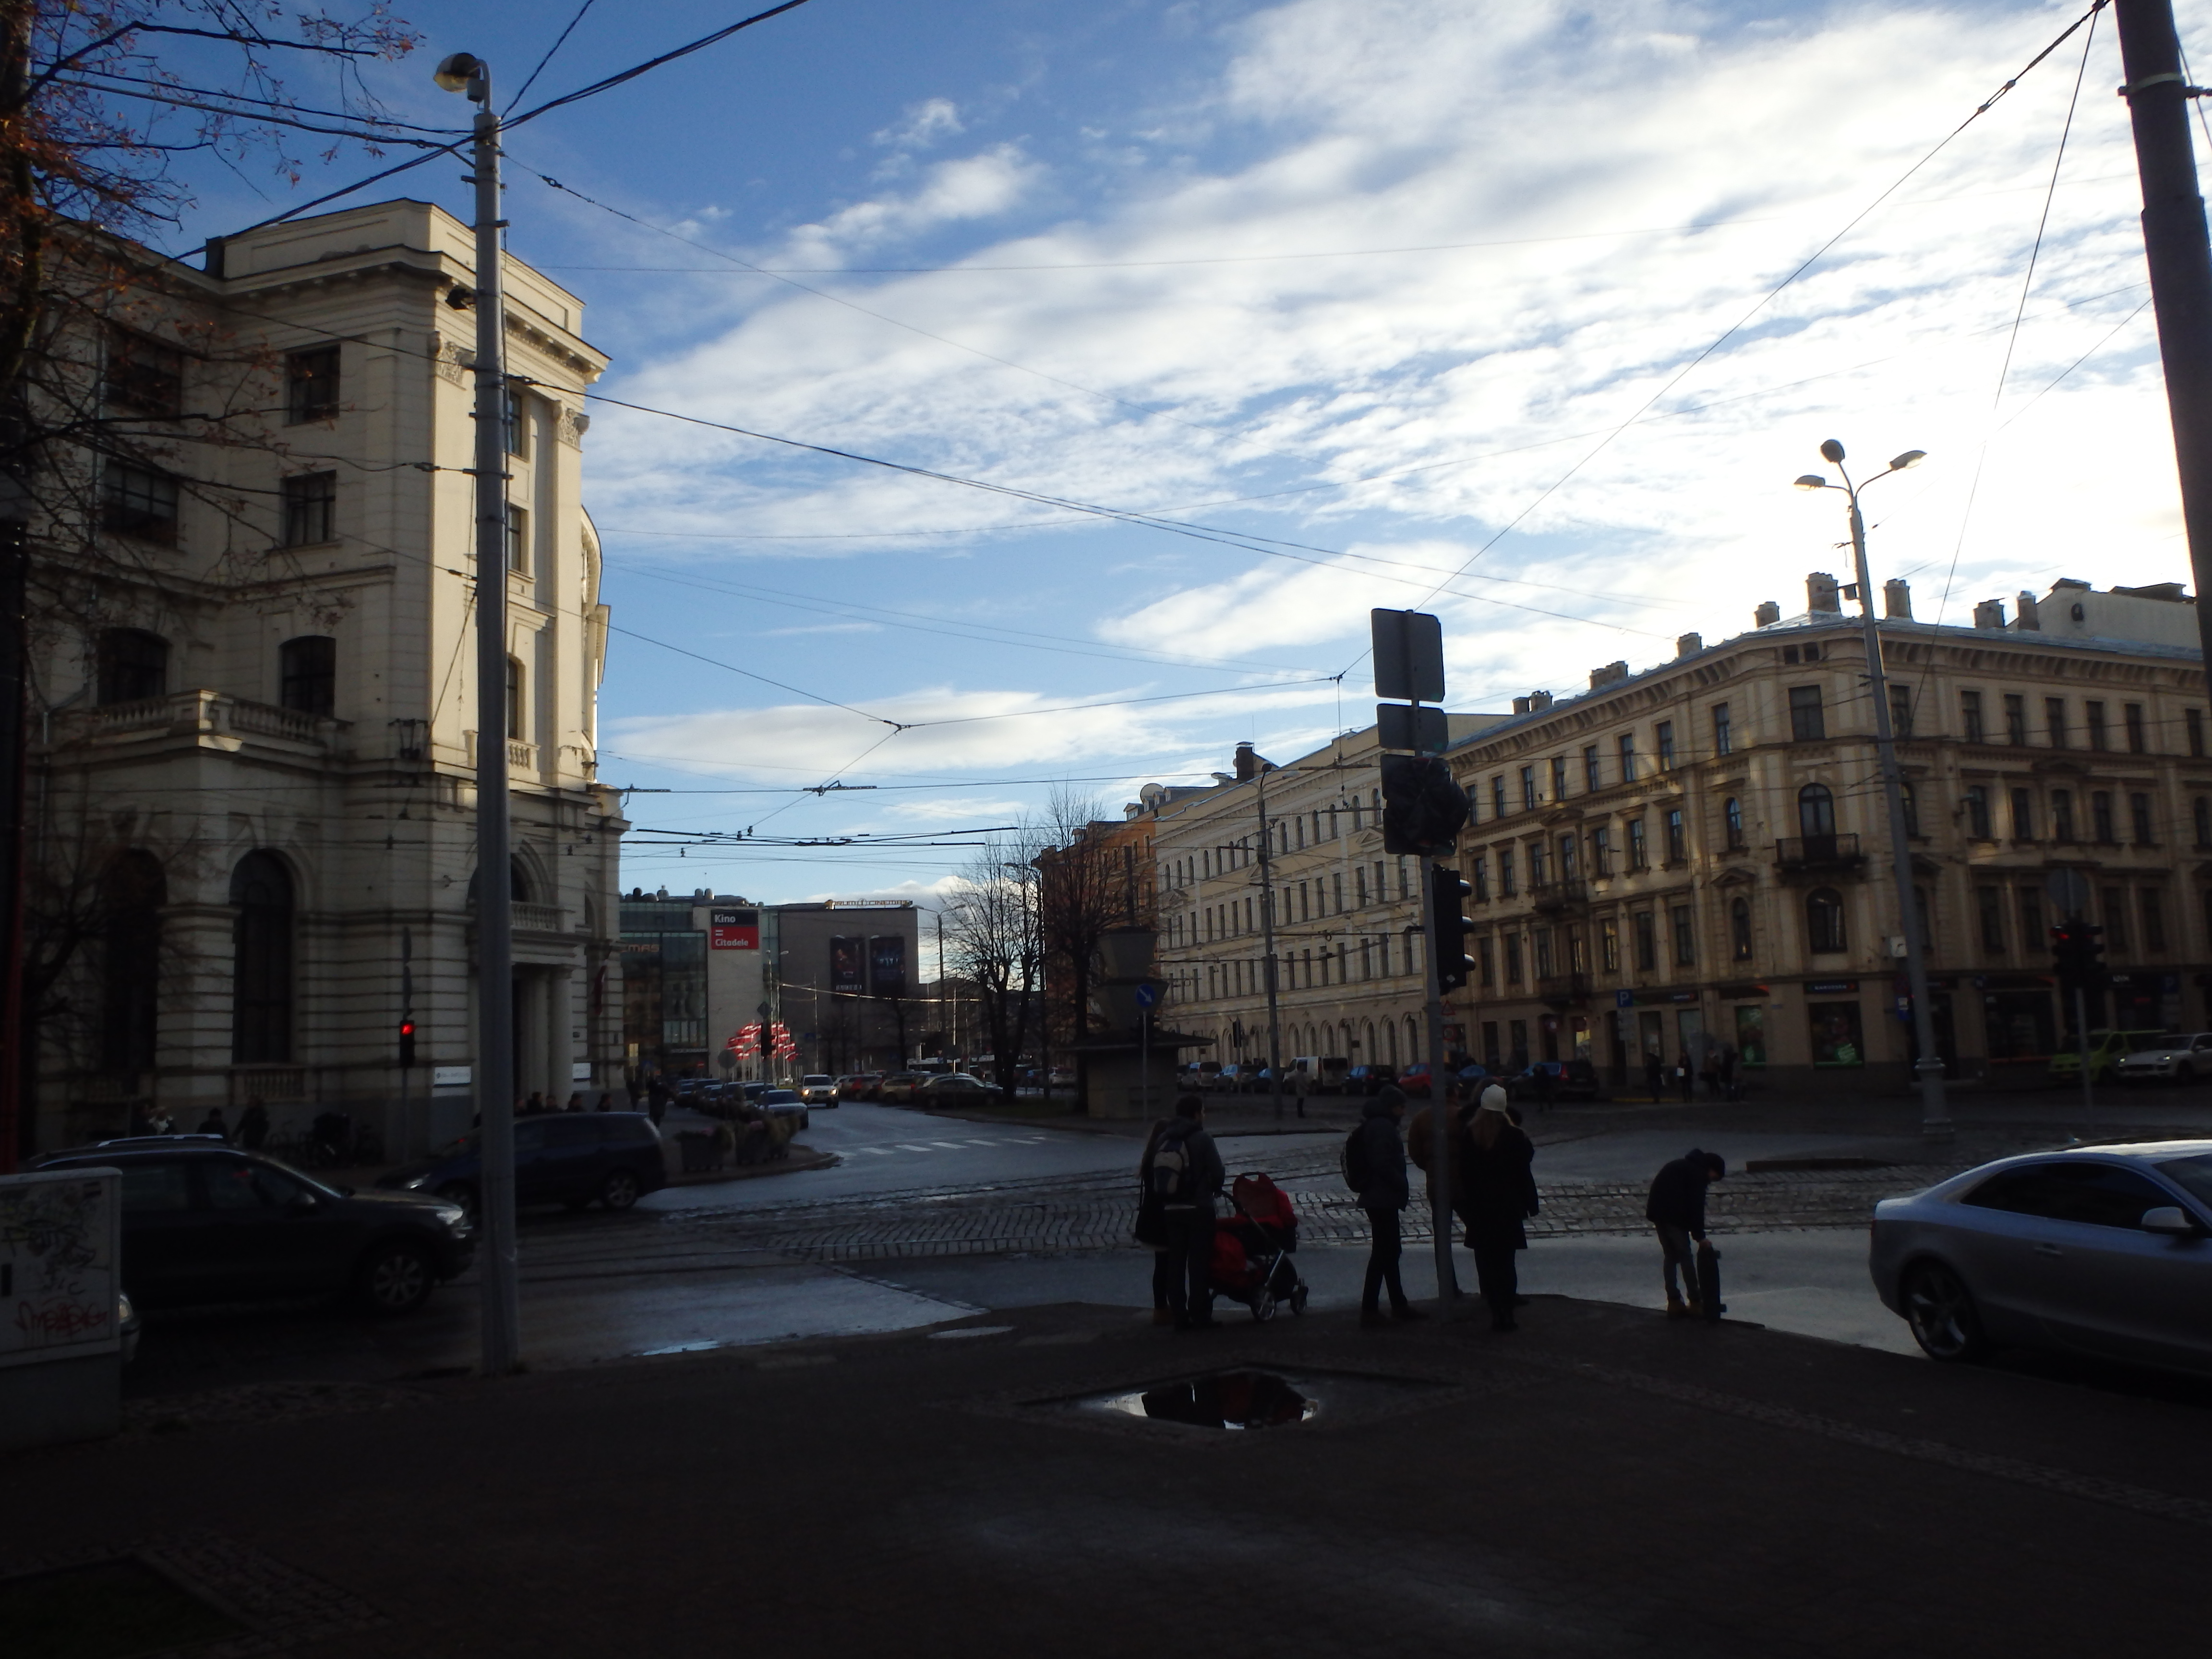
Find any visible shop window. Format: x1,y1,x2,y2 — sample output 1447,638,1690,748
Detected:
1733,1004,1766,1066
1808,1002,1863,1066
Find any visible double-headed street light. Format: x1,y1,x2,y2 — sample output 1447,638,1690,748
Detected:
1793,440,1951,1141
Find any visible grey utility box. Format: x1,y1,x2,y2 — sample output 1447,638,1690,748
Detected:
0,1166,124,1451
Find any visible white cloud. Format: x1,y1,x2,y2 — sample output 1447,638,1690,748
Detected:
874,97,965,151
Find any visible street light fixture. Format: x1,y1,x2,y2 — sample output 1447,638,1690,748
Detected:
1792,439,1950,1141
435,52,521,1372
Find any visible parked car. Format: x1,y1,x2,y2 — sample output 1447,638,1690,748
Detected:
838,1072,885,1103
878,1073,924,1105
377,1112,667,1216
2114,1033,2212,1084
1399,1063,1435,1099
2049,1029,2168,1086
917,1073,996,1106
797,1075,839,1106
1869,1142,2212,1374
757,1089,809,1131
1344,1065,1398,1096
31,1142,473,1316
1508,1059,1601,1103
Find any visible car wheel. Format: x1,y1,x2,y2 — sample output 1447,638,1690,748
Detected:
1900,1260,1989,1363
358,1241,435,1316
436,1181,477,1221
601,1167,642,1211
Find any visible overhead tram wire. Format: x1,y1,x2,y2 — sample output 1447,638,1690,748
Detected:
506,0,602,114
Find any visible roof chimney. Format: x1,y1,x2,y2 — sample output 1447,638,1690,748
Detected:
1528,690,1553,711
1754,600,1781,628
1807,572,1842,613
1232,742,1274,780
1589,661,1629,690
1676,632,1703,658
1512,696,1531,715
2014,590,2043,631
1972,598,2007,630
1883,578,1912,620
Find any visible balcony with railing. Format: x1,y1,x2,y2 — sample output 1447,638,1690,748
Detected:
1535,971,1592,1003
82,689,343,751
1529,878,1589,914
1775,833,1864,872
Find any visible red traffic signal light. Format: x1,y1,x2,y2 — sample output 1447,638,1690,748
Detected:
398,1018,417,1069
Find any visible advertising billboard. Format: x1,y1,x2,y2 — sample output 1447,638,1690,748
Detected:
830,936,866,997
709,908,760,950
869,935,907,999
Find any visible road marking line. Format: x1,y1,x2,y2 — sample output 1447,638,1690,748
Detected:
897,1144,935,1152
926,1142,966,1149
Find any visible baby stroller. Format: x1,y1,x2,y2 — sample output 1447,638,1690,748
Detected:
1210,1172,1310,1321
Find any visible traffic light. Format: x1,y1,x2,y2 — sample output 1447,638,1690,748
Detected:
1382,754,1470,856
398,1018,417,1069
1426,862,1476,993
2049,922,2108,996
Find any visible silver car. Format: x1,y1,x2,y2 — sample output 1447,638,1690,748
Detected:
2114,1033,2212,1083
1870,1142,2212,1374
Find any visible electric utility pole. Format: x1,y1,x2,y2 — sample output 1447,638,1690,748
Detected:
2115,0,2212,697
436,51,519,1375
1254,774,1289,1120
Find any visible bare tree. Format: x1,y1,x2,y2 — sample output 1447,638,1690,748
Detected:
941,834,1042,1107
1034,788,1137,1115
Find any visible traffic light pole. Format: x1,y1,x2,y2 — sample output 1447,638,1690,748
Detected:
1423,861,1461,1304
2075,986,2094,1132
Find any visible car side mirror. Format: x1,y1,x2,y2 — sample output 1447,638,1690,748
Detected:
2140,1206,2199,1238
287,1192,320,1215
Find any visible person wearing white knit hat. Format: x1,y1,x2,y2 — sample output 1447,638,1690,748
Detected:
1462,1083,1539,1330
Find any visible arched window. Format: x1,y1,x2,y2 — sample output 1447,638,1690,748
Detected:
1404,1015,1419,1064
505,655,526,740
100,851,164,1070
1797,782,1836,840
1384,1021,1398,1065
1805,887,1847,954
1901,781,1921,839
279,636,336,715
1723,797,1744,851
1730,896,1753,962
230,851,295,1062
96,628,168,705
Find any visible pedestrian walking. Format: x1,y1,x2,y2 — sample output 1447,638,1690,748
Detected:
1133,1111,1178,1326
1346,1085,1425,1328
1462,1085,1539,1331
236,1098,269,1151
1718,1046,1739,1101
1674,1051,1695,1104
1698,1051,1719,1100
1643,1052,1666,1104
197,1107,228,1140
565,1092,586,1112
1646,1148,1726,1317
1149,1094,1225,1329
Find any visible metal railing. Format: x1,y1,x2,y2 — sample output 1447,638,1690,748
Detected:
87,689,338,747
1775,833,1863,868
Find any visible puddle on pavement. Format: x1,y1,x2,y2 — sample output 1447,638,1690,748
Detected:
1063,1369,1450,1431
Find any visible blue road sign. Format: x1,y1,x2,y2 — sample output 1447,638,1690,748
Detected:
1135,982,1160,1009
1615,989,1634,1009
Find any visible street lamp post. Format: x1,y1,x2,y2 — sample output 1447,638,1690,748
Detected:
434,51,521,1372
1794,440,1952,1142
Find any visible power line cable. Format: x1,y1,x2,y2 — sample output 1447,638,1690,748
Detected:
507,0,602,114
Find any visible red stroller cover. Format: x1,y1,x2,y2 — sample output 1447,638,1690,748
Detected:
1232,1173,1298,1230
1211,1226,1252,1288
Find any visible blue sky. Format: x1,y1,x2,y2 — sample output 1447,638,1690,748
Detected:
160,0,2207,906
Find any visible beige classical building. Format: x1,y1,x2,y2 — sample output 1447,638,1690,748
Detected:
1152,722,1505,1080
23,201,627,1156
1444,575,2210,1094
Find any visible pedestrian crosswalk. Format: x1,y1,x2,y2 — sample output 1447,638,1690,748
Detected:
849,1135,1054,1158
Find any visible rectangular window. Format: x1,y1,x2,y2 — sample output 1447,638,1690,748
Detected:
286,346,340,423
2086,700,2108,751
1664,807,1685,864
2010,787,2035,842
1498,849,1516,898
1478,937,1495,987
1712,702,1731,757
1491,776,1507,819
1471,855,1489,903
1600,917,1620,972
1977,887,2005,953
1584,745,1602,792
1671,904,1695,967
1618,733,1637,782
1632,911,1656,971
2131,792,2156,846
2141,889,2168,952
2044,697,2067,748
1889,684,1913,738
100,462,179,544
2093,790,2116,843
2190,709,2206,758
506,505,530,573
1558,832,1577,881
1332,872,1344,912
1528,839,1549,888
2126,703,2148,754
104,328,184,416
278,636,335,716
280,470,336,547
2018,886,2044,946
1627,818,1647,870
2051,788,2075,843
1551,756,1569,802
1350,795,1363,831
1504,933,1523,985
2103,887,2129,952
1965,785,1991,840
1520,765,1538,811
1960,690,1984,744
1533,926,1554,978
1590,825,1612,877
1788,685,1825,742
2004,694,2028,745
504,385,529,458
1656,721,1675,770
2196,797,2211,849
1354,865,1368,907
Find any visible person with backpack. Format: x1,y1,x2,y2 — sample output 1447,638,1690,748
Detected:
1646,1148,1726,1317
1149,1094,1225,1329
1346,1085,1424,1328
1463,1085,1539,1331
1133,1111,1178,1325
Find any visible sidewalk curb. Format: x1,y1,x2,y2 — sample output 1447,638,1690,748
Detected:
663,1146,838,1186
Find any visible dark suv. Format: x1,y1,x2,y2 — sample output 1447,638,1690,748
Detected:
377,1112,667,1214
31,1141,473,1315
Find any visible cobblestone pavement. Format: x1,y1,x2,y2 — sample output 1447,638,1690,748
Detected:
668,1147,1968,1262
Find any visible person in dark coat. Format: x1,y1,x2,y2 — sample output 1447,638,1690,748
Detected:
1133,1112,1178,1326
1354,1086,1424,1327
1153,1094,1225,1329
1646,1148,1726,1316
236,1099,270,1151
1675,1051,1695,1104
1462,1085,1539,1330
197,1108,228,1140
1643,1052,1666,1103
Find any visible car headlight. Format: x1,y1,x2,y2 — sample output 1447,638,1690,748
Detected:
116,1291,135,1324
434,1204,469,1231
402,1174,429,1189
